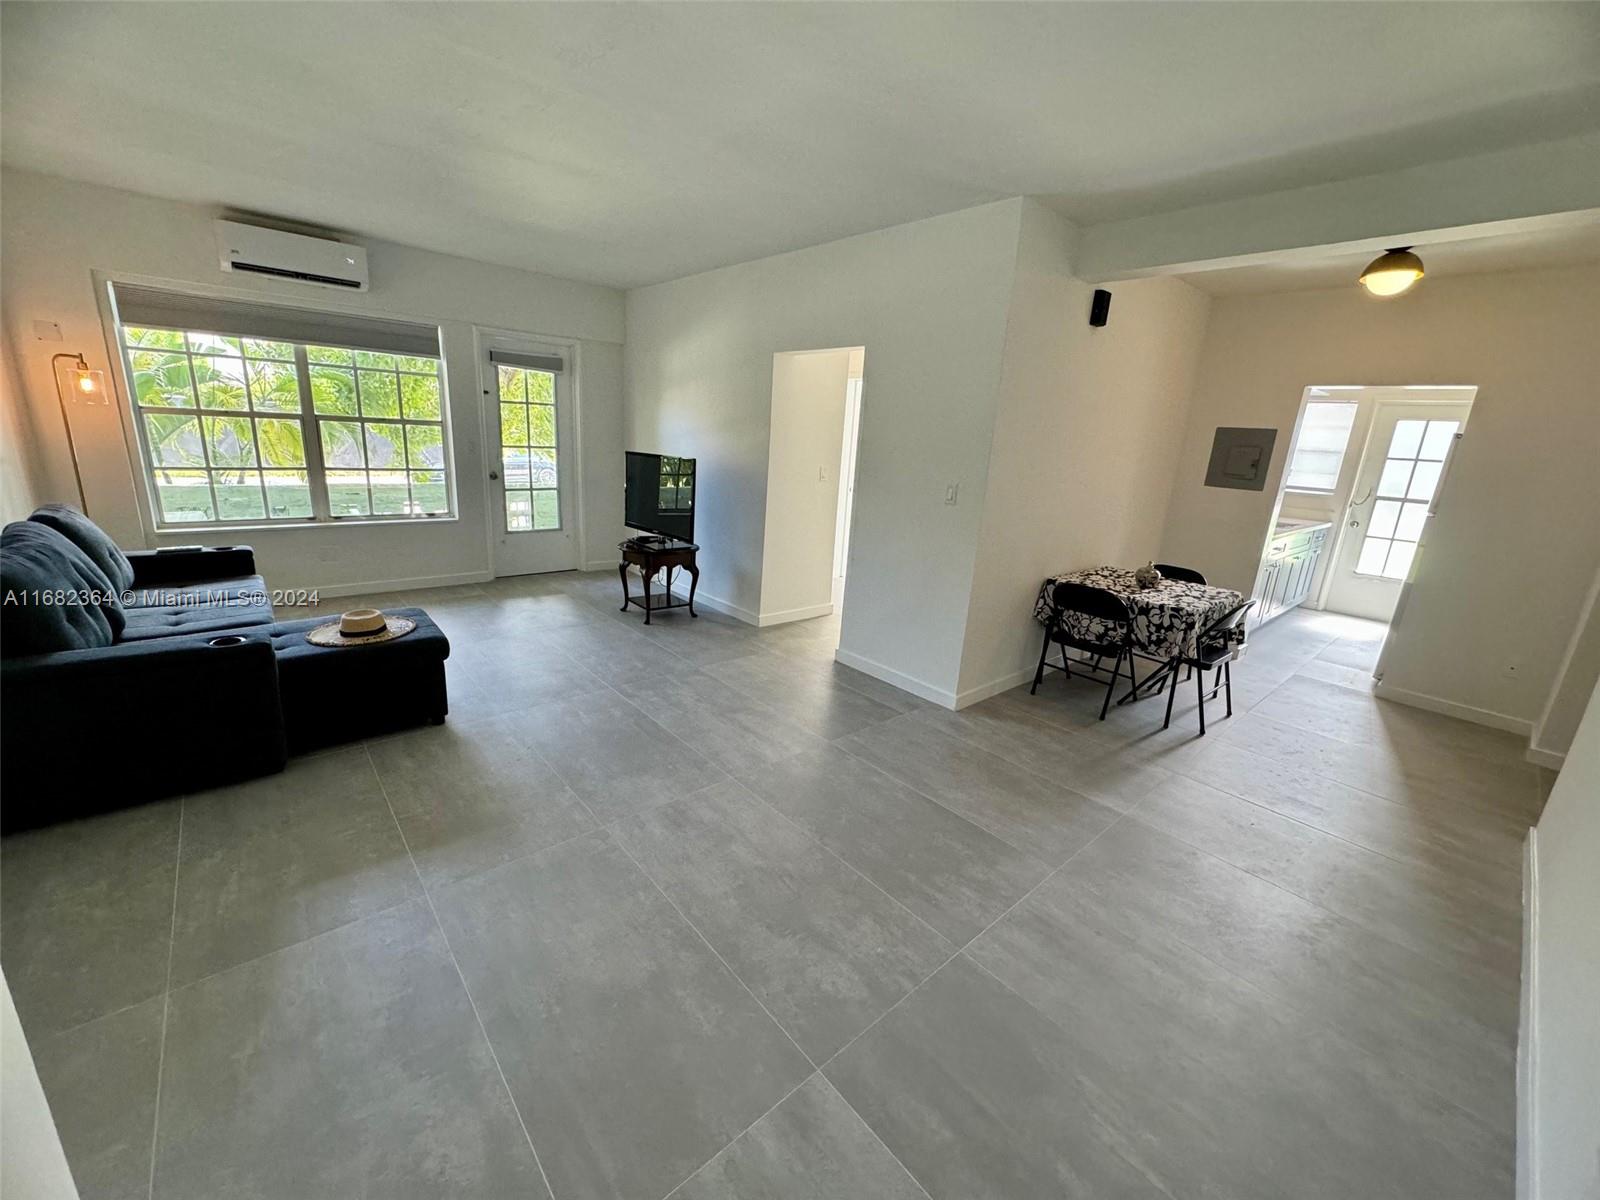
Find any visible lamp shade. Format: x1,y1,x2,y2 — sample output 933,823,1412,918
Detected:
1359,248,1425,297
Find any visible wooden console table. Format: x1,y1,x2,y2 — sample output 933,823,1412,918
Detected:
618,538,699,624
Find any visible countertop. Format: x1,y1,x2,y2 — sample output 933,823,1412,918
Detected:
1272,518,1333,537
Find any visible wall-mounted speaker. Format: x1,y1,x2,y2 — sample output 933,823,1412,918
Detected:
1089,288,1112,327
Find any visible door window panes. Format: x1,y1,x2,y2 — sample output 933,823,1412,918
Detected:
497,364,560,532
1356,418,1459,581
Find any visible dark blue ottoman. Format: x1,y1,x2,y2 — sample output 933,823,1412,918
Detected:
270,607,450,754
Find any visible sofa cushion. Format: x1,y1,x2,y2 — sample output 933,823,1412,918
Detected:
119,601,275,641
125,574,269,609
29,504,135,593
1,522,125,656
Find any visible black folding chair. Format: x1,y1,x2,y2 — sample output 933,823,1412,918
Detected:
1164,599,1255,735
1154,563,1207,585
1031,582,1137,720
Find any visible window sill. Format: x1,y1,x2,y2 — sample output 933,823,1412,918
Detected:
1283,487,1336,496
154,514,460,536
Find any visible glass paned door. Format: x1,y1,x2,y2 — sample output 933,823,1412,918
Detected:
489,350,577,577
1354,417,1460,581
1323,399,1471,622
497,364,560,531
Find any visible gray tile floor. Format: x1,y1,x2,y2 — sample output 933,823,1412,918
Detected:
3,574,1547,1200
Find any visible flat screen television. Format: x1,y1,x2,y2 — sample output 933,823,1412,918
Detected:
625,451,696,542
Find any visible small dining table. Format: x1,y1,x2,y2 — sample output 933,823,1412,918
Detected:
1033,566,1244,701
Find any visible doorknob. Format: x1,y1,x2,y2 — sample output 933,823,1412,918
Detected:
489,470,500,481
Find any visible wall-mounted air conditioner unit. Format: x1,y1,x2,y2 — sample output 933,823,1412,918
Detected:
215,219,369,291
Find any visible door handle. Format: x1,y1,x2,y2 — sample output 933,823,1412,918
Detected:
489,470,500,481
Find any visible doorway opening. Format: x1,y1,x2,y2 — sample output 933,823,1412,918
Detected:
1262,384,1477,679
759,346,865,637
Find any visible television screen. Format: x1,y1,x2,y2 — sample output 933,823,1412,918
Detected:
625,451,695,541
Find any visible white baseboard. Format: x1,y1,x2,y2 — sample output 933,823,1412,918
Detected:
833,647,955,708
583,558,618,572
1373,681,1534,738
667,583,759,626
755,602,835,627
953,665,1037,710
307,570,493,599
1525,744,1566,771
1517,828,1539,1200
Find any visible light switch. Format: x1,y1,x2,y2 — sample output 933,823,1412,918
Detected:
945,483,959,506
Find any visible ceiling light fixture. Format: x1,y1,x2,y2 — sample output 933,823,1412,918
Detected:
1359,247,1425,298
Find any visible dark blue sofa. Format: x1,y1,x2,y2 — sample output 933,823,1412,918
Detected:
1,507,447,830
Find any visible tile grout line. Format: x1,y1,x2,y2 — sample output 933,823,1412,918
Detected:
609,831,820,1073
1057,815,1516,1133
654,1069,822,1200
806,799,1147,1086
145,796,183,1200
516,625,964,1200
814,1074,938,1200
945,952,1185,1199
1157,754,1526,890
567,656,960,1200
569,654,961,952
1115,804,1518,991
424,661,828,1200
576,643,965,955
362,745,560,1200
731,782,958,951
825,734,1064,863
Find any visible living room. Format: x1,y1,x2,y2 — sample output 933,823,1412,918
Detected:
2,5,1598,1200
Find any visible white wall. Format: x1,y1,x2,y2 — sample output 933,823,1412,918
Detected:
1531,566,1600,765
1159,264,1600,730
2,971,80,1200
1525,673,1600,1200
957,201,1212,702
625,199,1024,698
0,332,45,523
759,348,851,623
0,169,626,592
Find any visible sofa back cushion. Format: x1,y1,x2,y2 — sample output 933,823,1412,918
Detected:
29,504,135,592
1,522,126,656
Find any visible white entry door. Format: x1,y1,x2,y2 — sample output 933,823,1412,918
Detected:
1323,400,1471,621
488,346,579,577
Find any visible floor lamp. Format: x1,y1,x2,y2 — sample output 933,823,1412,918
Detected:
51,352,107,513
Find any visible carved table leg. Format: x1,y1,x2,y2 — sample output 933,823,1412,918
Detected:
642,564,653,625
619,561,631,612
686,560,699,617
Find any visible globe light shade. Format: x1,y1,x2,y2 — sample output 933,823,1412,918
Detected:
1359,248,1425,298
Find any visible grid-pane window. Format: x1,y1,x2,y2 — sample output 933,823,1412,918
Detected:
497,364,559,531
122,325,450,525
657,456,695,516
1355,417,1458,581
1286,401,1359,492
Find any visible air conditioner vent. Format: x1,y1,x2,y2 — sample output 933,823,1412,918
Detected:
215,219,369,291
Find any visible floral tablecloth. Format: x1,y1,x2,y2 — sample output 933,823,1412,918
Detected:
1033,566,1244,660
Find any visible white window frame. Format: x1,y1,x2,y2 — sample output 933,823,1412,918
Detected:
1284,400,1360,494
98,276,458,533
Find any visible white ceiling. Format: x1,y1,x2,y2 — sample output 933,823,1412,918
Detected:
3,2,1598,289
1179,219,1600,295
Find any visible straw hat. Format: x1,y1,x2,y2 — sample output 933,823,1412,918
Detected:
305,608,418,648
